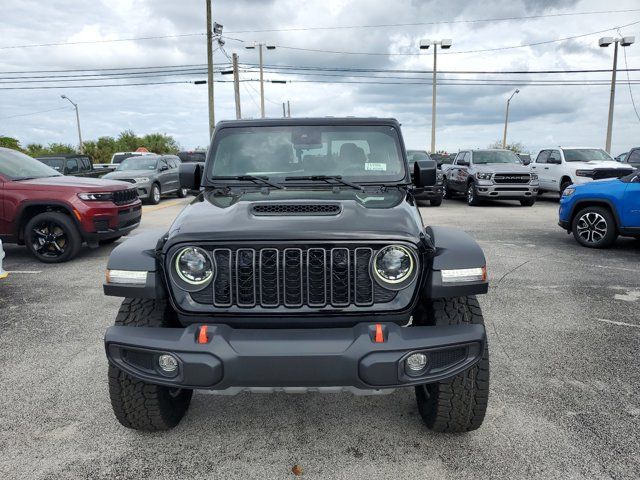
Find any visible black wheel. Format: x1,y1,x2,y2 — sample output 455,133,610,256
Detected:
177,187,188,198
571,206,617,248
24,212,82,263
430,197,443,207
560,180,572,196
108,298,193,431
520,198,535,207
442,179,453,199
99,236,122,245
466,183,480,206
148,183,161,205
414,296,489,433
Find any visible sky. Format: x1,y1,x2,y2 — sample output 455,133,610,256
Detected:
1,0,640,156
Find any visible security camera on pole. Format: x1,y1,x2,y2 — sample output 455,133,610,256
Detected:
419,39,452,154
599,35,635,153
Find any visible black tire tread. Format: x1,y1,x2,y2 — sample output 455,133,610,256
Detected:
108,298,192,431
415,296,489,433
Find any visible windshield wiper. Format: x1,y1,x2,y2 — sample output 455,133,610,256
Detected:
284,175,364,191
211,175,284,189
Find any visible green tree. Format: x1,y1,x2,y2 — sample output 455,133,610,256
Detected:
488,140,526,153
140,133,179,154
0,136,22,150
116,130,139,151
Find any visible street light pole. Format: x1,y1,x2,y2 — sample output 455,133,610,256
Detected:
246,42,276,118
205,0,215,137
419,39,452,154
232,52,241,119
599,35,635,153
502,89,519,148
60,95,83,153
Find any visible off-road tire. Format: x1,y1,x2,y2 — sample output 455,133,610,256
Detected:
414,296,489,433
24,211,82,263
108,298,193,431
148,183,161,205
520,198,536,207
430,196,443,207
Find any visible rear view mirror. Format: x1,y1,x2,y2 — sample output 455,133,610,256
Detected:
179,162,203,190
413,159,437,187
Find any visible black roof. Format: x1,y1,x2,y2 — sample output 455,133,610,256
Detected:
37,153,88,159
215,117,401,128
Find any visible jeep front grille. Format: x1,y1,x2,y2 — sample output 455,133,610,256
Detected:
189,246,399,308
493,174,530,184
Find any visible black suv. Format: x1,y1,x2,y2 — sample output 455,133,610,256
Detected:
103,118,490,433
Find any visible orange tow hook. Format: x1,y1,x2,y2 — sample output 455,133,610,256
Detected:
374,324,385,343
197,325,209,344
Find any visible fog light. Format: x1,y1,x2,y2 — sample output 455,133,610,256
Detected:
405,353,428,375
158,354,178,373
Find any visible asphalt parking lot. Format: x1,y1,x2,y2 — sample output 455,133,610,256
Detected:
1,195,639,480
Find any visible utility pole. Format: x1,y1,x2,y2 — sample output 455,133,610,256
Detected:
245,42,276,118
599,35,635,153
206,0,215,138
232,52,241,119
60,95,83,153
419,39,452,154
502,89,519,148
287,100,291,117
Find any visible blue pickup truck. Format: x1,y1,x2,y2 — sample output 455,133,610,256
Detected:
559,169,640,248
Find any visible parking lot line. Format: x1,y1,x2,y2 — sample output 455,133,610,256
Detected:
596,318,640,328
143,198,189,212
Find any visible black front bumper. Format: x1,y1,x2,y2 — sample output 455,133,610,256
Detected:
105,322,486,390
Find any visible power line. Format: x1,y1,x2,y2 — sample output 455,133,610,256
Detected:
0,33,204,50
226,19,640,56
0,106,71,119
225,8,640,33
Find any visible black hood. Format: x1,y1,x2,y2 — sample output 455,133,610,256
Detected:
165,188,425,246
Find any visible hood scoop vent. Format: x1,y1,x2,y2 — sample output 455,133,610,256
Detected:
252,203,341,216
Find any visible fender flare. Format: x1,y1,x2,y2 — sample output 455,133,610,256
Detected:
424,225,488,298
103,229,167,299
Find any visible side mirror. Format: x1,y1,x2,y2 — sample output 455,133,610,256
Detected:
413,159,437,187
179,162,203,190
521,158,531,166
160,165,169,171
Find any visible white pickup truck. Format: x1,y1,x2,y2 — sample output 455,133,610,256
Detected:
532,147,635,194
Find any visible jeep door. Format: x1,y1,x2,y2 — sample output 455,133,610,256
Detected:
621,173,640,228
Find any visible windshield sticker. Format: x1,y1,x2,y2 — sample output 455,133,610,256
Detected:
365,163,387,171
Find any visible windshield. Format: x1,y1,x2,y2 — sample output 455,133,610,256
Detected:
112,153,143,164
0,149,62,180
563,149,613,162
208,125,406,184
407,150,432,163
178,151,206,163
472,150,522,164
116,157,158,171
38,157,65,172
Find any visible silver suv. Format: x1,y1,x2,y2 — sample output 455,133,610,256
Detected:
443,149,538,206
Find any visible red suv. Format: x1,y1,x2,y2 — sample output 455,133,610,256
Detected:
0,147,142,263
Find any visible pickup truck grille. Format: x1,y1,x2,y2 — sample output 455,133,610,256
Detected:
189,246,399,308
113,188,138,205
493,174,531,184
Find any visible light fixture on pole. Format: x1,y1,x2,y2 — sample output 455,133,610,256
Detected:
60,95,84,154
419,39,452,154
599,35,635,153
245,42,276,118
502,89,519,148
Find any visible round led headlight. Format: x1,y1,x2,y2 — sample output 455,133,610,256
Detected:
372,245,417,289
173,246,213,289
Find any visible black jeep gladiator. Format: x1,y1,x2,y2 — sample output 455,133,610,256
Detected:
103,118,490,433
